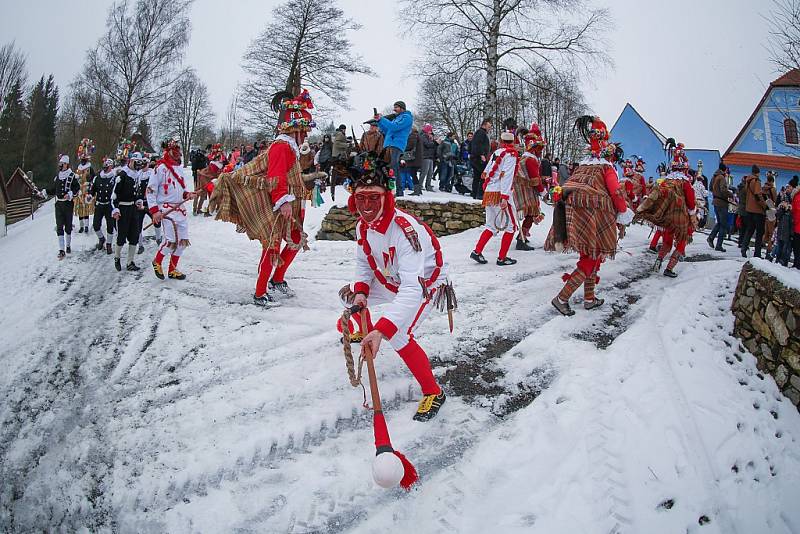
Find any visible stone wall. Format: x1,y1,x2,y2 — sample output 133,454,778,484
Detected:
317,200,486,240
731,262,800,411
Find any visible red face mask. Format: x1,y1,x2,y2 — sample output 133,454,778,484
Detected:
354,191,384,223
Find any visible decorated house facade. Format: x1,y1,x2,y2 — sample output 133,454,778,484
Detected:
722,69,800,191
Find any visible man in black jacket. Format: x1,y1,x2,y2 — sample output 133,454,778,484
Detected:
111,154,145,272
90,158,117,254
540,152,553,182
51,154,81,260
190,146,208,188
470,119,492,199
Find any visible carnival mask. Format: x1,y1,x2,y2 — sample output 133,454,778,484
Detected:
354,191,385,223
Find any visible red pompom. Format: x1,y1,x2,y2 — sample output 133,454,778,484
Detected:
561,272,572,282
394,451,419,491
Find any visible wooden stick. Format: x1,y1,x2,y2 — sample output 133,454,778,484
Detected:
359,311,382,412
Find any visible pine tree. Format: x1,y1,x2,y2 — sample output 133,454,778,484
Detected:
0,80,26,180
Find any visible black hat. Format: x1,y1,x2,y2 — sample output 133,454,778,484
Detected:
719,162,728,172
789,175,799,187
393,101,407,110
752,164,760,174
337,124,346,131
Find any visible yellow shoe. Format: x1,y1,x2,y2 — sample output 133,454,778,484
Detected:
349,332,364,343
413,391,446,422
168,269,186,280
152,261,165,280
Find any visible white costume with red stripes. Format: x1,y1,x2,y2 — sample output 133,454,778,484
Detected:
353,208,447,351
482,147,519,234
147,162,190,246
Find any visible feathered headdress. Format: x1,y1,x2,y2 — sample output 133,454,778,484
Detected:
664,138,688,173
524,122,546,153
272,88,316,133
77,138,95,160
621,158,634,177
575,115,611,158
634,156,646,173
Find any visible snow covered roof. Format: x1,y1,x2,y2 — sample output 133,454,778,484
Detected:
5,167,38,197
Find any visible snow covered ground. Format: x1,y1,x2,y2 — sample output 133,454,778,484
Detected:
1,185,800,534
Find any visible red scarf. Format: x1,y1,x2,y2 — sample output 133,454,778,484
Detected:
156,153,186,192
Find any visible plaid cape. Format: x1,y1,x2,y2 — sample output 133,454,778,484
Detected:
513,155,542,218
210,146,308,256
634,179,691,242
544,164,618,258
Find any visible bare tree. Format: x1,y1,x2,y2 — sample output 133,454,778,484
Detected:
418,64,587,160
767,0,800,72
81,0,193,138
0,41,27,116
220,92,247,149
401,0,608,128
160,70,214,163
417,71,485,141
56,79,121,163
240,0,373,131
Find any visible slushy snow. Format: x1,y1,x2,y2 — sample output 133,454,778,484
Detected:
1,184,799,534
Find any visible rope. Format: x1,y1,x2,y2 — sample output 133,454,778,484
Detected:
341,306,368,408
494,207,510,233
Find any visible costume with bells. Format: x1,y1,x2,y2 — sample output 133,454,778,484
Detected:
635,140,697,277
544,116,632,316
210,89,314,305
514,123,546,250
339,153,451,422
147,139,193,280
470,131,520,266
74,138,96,233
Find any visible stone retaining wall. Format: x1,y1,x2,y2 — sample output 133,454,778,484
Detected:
731,262,800,410
316,200,486,240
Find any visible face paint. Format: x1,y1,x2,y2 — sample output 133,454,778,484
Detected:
354,191,384,223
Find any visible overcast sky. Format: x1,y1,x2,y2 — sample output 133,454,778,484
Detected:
0,0,784,152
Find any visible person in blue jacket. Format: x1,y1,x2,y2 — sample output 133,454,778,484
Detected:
375,101,413,197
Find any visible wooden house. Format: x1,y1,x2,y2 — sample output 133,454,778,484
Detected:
5,168,41,224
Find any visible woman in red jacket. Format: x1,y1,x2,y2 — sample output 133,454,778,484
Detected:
792,180,800,269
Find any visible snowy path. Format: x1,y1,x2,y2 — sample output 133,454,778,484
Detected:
1,195,799,533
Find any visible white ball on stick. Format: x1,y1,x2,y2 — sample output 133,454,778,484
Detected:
372,452,404,488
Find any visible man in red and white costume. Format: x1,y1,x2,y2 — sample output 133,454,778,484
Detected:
620,159,637,209
545,115,633,316
647,142,697,278
343,155,449,422
253,94,316,304
470,131,520,266
514,124,546,250
632,157,648,209
148,139,195,280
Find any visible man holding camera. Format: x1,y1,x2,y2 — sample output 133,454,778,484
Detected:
374,101,413,197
